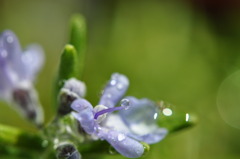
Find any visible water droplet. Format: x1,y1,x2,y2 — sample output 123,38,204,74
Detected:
110,79,117,86
0,50,7,58
141,142,150,157
163,108,172,116
120,101,160,135
117,84,123,90
117,133,125,141
153,112,158,119
120,98,130,110
7,36,13,43
185,113,190,122
106,93,112,98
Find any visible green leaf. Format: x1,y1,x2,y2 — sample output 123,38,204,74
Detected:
156,101,197,133
58,44,79,83
0,124,47,152
69,14,87,79
54,44,78,103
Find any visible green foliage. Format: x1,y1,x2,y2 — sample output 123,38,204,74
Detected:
56,44,79,92
54,14,87,112
69,14,87,79
0,11,198,159
156,101,197,133
0,124,48,158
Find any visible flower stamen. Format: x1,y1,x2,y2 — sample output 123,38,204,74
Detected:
94,98,130,120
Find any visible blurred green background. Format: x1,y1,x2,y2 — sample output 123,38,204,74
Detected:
0,0,240,159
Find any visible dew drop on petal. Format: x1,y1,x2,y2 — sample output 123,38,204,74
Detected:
117,84,123,90
110,79,117,86
7,36,14,43
117,133,125,141
120,98,130,110
120,99,160,135
107,93,112,98
0,50,8,58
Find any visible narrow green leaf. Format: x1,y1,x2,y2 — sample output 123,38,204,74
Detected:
69,14,87,79
56,44,78,95
58,45,79,81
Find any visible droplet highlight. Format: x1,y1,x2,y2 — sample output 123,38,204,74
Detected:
120,98,130,110
163,108,172,116
117,133,126,141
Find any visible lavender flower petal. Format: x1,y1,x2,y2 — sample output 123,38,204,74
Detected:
21,44,44,81
119,96,158,126
98,129,144,158
0,30,24,78
0,48,14,95
127,128,168,144
119,96,168,144
99,73,129,108
0,30,22,61
71,99,95,134
62,78,86,98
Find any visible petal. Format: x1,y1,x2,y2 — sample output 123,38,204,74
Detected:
127,128,168,144
62,78,86,98
119,96,158,128
0,30,25,78
10,83,44,126
98,128,144,158
99,73,129,108
58,79,86,116
0,70,12,98
0,48,21,97
105,114,168,144
0,30,22,61
119,96,168,144
21,44,44,81
71,99,95,134
103,114,130,133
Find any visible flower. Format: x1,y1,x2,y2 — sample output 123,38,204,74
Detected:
0,30,44,126
58,78,86,116
71,73,168,158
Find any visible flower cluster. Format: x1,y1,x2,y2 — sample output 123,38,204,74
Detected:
70,73,168,158
0,30,44,126
0,22,193,159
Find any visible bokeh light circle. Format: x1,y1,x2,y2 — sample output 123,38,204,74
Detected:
217,70,240,129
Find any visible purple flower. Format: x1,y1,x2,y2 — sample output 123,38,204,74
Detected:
0,30,44,126
71,73,168,158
